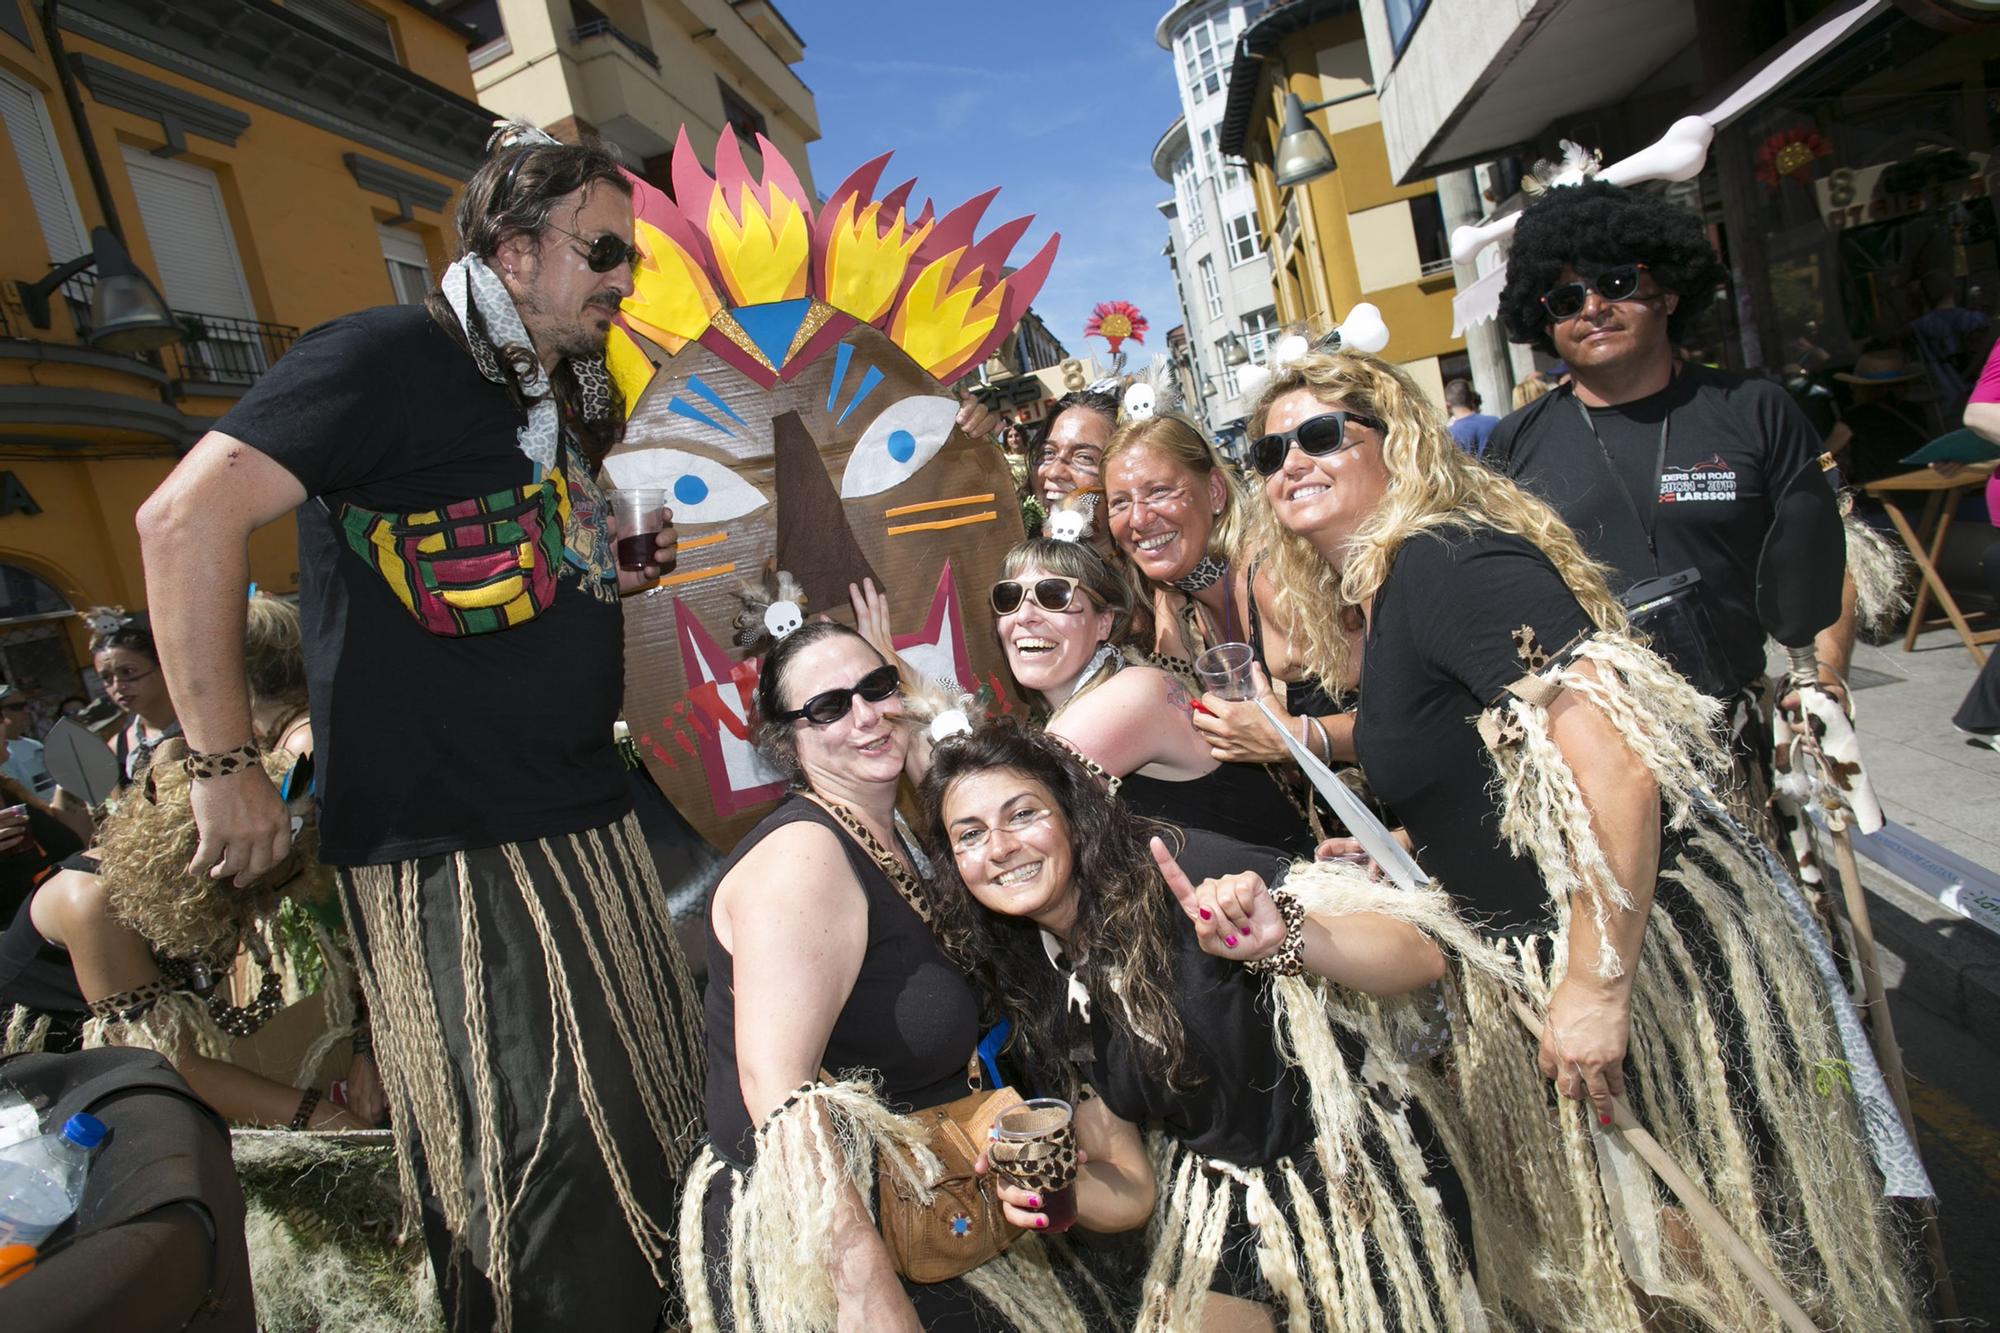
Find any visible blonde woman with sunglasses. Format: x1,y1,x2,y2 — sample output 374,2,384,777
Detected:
1245,348,1920,1331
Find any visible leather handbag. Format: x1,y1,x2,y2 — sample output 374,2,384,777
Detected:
866,1057,1025,1284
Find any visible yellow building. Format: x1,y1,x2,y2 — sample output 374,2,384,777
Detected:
1215,0,1462,405
455,0,818,190
0,0,488,703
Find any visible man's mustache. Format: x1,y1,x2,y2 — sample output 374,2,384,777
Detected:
585,293,623,311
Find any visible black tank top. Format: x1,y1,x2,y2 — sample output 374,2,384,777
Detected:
703,796,980,1167
1116,765,1309,856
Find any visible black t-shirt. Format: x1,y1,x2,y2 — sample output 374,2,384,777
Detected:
217,305,630,865
1087,831,1316,1166
1487,366,1832,691
1353,529,1593,934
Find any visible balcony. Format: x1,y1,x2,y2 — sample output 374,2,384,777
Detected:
570,18,660,72
59,271,297,391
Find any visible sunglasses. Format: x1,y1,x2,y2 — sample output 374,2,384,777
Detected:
1250,410,1385,477
774,663,900,727
545,222,640,274
990,576,1085,616
1540,263,1652,321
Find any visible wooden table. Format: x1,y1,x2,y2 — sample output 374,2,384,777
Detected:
1862,460,1997,665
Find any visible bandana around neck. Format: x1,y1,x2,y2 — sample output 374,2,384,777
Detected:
440,256,611,470
1170,554,1228,593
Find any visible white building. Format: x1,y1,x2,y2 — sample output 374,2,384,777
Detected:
1153,0,1280,446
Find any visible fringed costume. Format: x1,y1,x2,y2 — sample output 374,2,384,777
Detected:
1351,527,1923,1330
1059,836,1491,1332
684,796,1107,1331
339,812,705,1332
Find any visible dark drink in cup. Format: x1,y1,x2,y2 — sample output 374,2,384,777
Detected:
614,534,658,570
989,1098,1078,1234
608,488,669,572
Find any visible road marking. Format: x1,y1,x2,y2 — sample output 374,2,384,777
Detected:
1908,1079,2000,1188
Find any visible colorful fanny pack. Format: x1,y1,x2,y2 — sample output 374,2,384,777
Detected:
328,457,572,637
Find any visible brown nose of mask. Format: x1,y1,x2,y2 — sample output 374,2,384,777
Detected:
772,407,881,610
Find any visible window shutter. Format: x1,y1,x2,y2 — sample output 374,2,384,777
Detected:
286,0,398,62
120,148,255,318
379,224,432,305
0,71,88,267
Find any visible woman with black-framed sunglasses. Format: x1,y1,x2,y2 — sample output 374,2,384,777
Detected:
1245,347,1922,1328
683,612,1110,1328
984,536,1319,855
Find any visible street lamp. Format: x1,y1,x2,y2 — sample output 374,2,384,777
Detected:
1272,86,1376,190
17,227,182,354
1218,331,1249,367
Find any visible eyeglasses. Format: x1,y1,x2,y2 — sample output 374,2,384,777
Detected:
1249,410,1385,477
774,664,900,726
951,804,1056,855
1104,482,1191,521
1540,263,1652,321
545,222,640,274
99,666,158,687
990,576,1085,616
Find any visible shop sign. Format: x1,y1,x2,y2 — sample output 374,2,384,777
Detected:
0,473,40,518
1816,152,1996,230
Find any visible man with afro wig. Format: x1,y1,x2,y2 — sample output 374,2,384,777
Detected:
1482,180,1855,721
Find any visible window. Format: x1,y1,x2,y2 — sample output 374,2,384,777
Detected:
1384,0,1432,57
121,148,263,380
380,225,432,305
1199,126,1221,182
1226,213,1262,265
1243,306,1278,363
287,0,400,63
718,80,767,145
1180,19,1222,103
1198,257,1223,320
1409,192,1450,273
1174,153,1206,240
0,71,88,267
1222,359,1241,399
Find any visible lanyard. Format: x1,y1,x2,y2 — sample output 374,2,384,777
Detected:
1570,389,1670,564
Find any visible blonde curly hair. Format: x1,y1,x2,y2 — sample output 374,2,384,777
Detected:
96,746,331,961
1246,351,1627,685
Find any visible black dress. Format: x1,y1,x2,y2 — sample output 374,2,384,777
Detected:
698,796,1007,1329
1081,832,1471,1313
1116,766,1308,857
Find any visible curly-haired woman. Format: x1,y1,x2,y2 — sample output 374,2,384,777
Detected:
1247,347,1921,1329
921,717,1486,1332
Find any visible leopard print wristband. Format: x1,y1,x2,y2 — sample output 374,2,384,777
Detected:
1244,884,1307,977
183,741,261,780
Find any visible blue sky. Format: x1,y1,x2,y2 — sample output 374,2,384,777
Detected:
795,0,1187,368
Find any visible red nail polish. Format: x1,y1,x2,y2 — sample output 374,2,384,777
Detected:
1224,935,1238,948
1599,1114,1611,1127
1027,1195,1040,1208
1198,907,1212,920
1035,1216,1048,1229
1190,700,1214,716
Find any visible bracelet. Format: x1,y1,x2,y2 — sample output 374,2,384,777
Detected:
290,1086,323,1131
183,742,261,781
1306,713,1332,763
1244,885,1307,977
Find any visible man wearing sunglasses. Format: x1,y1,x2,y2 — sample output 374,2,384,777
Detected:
1485,180,1855,721
137,127,705,1329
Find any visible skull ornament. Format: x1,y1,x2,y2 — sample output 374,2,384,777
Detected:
605,131,1058,847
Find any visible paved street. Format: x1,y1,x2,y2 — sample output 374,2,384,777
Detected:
1843,626,2000,1323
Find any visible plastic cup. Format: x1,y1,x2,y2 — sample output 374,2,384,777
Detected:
989,1098,1078,1233
1194,642,1258,701
609,487,669,571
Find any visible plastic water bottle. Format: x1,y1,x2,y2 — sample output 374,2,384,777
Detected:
0,1113,106,1249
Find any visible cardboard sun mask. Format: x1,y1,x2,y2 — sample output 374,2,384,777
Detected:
605,130,1057,847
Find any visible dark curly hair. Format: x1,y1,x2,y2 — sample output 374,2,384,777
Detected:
918,717,1191,1102
1497,180,1727,356
750,621,885,784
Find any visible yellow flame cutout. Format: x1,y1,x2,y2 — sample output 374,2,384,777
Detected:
627,218,718,348
824,196,932,324
707,181,811,307
889,248,1006,380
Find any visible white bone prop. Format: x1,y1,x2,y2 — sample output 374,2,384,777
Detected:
1327,302,1390,355
1448,117,1716,267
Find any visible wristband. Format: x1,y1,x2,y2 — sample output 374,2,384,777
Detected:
1306,713,1332,763
1244,885,1307,977
184,742,261,781
290,1086,323,1131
